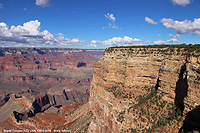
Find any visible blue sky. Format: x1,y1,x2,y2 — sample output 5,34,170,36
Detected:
0,0,200,49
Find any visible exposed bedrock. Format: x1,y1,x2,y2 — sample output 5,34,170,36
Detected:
88,47,200,132
11,94,51,122
10,88,90,123
0,94,10,107
0,48,104,130
0,48,103,71
48,89,90,105
0,48,103,96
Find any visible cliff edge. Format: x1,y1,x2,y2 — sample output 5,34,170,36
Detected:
88,44,200,132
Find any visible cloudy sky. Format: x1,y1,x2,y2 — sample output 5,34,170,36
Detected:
0,0,200,48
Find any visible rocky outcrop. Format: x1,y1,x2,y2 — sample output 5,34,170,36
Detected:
0,94,10,107
1,89,90,124
0,93,33,124
88,45,200,132
48,89,90,106
0,102,93,132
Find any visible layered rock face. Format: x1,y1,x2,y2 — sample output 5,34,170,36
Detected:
0,48,103,105
0,102,93,132
88,46,200,132
0,48,103,131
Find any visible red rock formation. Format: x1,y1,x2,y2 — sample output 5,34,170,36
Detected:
0,102,92,132
0,48,103,131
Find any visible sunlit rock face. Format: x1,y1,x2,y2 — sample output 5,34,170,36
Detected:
88,46,200,132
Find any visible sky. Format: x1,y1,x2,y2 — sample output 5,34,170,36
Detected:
0,0,200,49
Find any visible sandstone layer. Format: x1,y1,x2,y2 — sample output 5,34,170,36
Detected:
88,45,200,132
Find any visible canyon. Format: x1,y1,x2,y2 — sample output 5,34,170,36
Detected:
0,45,200,132
0,48,103,132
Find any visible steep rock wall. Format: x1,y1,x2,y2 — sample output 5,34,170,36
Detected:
89,47,200,132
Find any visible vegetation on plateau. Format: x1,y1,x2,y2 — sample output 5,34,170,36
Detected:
104,44,200,57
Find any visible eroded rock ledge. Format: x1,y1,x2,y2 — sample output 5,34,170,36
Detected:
88,45,200,132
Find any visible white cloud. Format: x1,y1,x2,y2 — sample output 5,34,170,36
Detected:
36,0,51,7
144,40,151,44
161,18,200,36
194,31,200,36
0,20,85,47
54,35,85,46
10,20,42,36
103,13,119,29
105,13,116,22
0,3,3,8
171,0,191,6
169,34,180,38
154,38,179,44
56,33,64,36
91,36,143,46
42,30,54,41
145,17,158,25
87,44,97,47
106,23,118,29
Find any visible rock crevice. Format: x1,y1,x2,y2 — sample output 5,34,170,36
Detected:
88,46,200,132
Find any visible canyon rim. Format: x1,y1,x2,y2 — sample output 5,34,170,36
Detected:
0,44,200,132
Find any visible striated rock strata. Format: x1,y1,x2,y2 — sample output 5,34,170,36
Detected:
0,48,103,131
88,45,200,132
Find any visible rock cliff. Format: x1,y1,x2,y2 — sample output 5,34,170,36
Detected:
88,44,200,132
0,102,93,132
